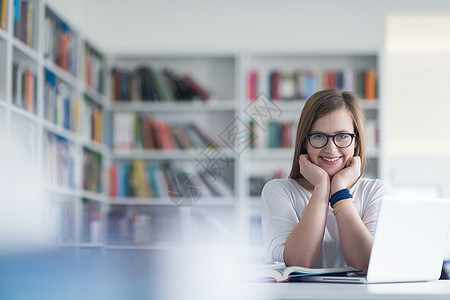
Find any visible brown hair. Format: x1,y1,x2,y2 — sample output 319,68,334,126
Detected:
288,89,367,179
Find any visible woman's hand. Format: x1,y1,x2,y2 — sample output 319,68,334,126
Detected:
331,156,361,194
299,154,330,189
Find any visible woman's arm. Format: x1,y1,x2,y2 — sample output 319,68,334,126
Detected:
333,202,373,272
284,180,329,267
283,155,330,267
331,156,373,272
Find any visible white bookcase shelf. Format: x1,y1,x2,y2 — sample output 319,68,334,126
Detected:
110,100,236,112
111,148,237,160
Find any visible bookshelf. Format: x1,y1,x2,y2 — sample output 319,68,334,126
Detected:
0,0,386,259
106,54,241,249
0,0,108,250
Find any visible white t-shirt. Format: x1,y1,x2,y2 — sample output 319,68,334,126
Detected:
261,177,393,268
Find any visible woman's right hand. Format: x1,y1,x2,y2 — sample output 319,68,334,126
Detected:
299,154,330,189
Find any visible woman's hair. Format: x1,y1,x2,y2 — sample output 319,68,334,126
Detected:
288,89,367,179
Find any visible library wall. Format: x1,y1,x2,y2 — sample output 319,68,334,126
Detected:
47,0,450,54
385,13,450,198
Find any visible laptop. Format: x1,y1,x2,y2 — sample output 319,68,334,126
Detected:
301,195,450,284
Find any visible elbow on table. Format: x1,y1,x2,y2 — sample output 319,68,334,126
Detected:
283,249,317,268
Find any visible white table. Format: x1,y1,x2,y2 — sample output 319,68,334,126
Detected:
239,280,450,300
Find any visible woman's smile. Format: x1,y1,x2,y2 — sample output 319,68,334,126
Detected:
320,156,342,165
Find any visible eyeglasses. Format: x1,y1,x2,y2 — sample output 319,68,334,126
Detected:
306,133,356,149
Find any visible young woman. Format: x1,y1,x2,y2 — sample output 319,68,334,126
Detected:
261,89,393,273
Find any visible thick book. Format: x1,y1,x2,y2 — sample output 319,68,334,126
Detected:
249,264,359,282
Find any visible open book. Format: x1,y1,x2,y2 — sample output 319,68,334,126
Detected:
249,264,359,282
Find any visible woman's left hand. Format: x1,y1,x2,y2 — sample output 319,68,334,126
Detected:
331,156,361,194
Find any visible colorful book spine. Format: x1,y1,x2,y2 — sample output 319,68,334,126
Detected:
85,43,104,93
250,68,378,101
43,132,77,188
1,0,8,30
81,199,101,243
365,68,377,100
13,0,35,48
107,206,181,246
46,193,75,243
44,69,77,130
12,62,37,113
109,161,234,198
112,66,211,102
45,7,78,75
248,70,258,100
113,113,218,151
251,120,294,149
83,95,103,144
82,148,102,193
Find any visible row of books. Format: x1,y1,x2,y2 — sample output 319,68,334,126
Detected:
44,69,74,129
81,199,102,243
111,66,210,102
46,192,75,243
84,43,104,93
46,193,102,244
0,0,8,30
248,68,377,101
13,0,34,48
108,206,237,246
82,148,102,193
248,169,285,197
44,131,105,192
43,132,77,188
109,160,234,198
45,7,78,75
248,119,378,151
107,206,182,245
12,62,37,113
249,120,294,149
83,95,103,144
113,113,216,150
45,70,104,143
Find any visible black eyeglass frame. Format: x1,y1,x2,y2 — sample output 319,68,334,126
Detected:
306,133,356,149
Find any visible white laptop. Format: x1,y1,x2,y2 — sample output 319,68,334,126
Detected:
301,195,450,284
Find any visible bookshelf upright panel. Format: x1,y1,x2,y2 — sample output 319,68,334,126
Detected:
0,36,7,102
39,3,107,247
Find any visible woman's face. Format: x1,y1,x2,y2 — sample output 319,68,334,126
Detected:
306,108,356,177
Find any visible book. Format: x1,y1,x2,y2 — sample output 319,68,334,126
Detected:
280,73,295,100
248,264,359,282
182,74,210,100
1,0,8,30
113,112,134,149
365,68,377,100
26,2,33,47
248,70,258,100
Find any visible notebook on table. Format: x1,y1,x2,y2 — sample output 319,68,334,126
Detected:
301,195,450,284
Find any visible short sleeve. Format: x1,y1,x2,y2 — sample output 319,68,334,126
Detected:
261,179,306,262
